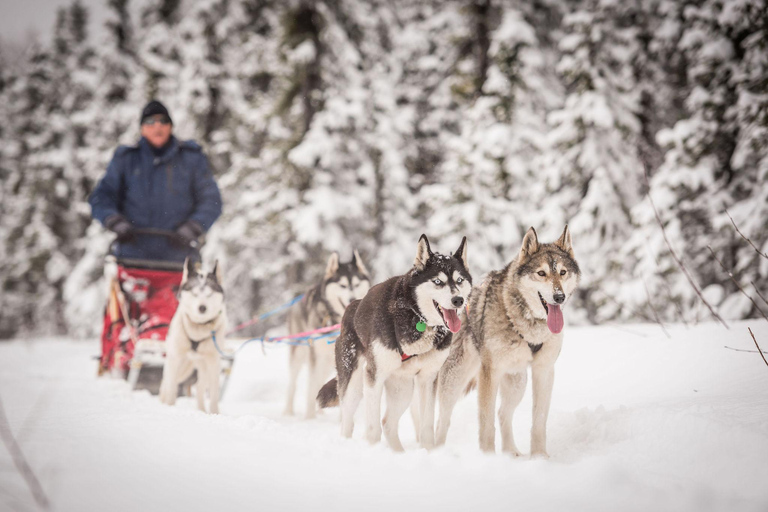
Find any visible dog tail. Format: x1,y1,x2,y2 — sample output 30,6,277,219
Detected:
317,377,339,408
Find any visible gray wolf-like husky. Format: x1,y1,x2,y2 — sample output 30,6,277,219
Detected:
318,235,472,451
284,251,371,419
435,226,580,457
159,258,227,414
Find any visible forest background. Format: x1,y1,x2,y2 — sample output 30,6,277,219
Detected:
1,0,766,339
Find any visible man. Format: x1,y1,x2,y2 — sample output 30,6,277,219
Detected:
89,100,222,262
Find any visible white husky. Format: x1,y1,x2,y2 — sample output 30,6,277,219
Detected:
159,258,227,414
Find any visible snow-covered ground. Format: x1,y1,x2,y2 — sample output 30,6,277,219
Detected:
1,321,767,512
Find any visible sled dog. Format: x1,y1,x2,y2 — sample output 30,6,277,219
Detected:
318,235,472,451
159,258,227,414
435,226,580,457
284,251,371,419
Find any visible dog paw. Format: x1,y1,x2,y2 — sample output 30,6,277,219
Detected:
530,450,550,460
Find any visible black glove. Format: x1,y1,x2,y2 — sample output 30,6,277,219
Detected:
105,215,135,243
174,220,203,248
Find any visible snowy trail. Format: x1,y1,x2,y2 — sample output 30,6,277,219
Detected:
1,322,767,512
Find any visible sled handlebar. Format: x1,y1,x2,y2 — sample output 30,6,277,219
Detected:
109,228,203,256
130,228,201,249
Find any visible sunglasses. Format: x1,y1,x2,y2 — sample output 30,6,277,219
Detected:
142,116,171,126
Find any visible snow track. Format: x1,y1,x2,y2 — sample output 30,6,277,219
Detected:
1,322,767,512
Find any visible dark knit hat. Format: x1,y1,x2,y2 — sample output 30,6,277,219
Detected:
140,100,173,125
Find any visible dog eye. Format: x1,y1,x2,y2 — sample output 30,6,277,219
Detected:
339,284,348,289
560,269,567,276
537,271,546,277
433,279,443,286
456,277,463,284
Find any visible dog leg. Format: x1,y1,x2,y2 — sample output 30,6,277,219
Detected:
304,354,318,420
340,367,363,438
208,359,221,415
194,363,206,412
417,374,438,450
306,351,333,420
382,376,413,452
410,386,421,444
160,356,183,406
498,371,526,456
436,358,480,447
284,347,305,416
364,368,386,446
530,364,554,458
477,362,500,453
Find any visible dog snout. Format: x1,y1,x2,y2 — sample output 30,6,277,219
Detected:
199,305,207,314
553,292,565,304
451,296,464,308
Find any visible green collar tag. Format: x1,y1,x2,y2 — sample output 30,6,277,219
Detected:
416,321,427,332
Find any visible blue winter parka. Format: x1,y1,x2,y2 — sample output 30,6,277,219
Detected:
89,136,222,262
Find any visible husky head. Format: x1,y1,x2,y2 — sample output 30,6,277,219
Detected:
178,258,226,325
411,234,472,333
323,250,371,318
514,226,581,334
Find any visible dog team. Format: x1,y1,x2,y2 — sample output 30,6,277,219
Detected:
159,226,581,457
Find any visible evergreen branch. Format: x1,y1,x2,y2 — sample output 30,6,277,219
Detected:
748,328,768,368
707,245,768,323
751,281,768,309
644,171,728,328
0,394,51,510
725,208,768,261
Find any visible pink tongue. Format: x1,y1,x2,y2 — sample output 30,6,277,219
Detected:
442,308,462,333
547,304,564,334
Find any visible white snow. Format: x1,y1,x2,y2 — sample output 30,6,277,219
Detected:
2,321,767,512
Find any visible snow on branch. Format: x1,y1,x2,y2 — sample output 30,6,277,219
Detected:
725,209,768,261
644,172,729,328
707,245,768,324
751,282,768,309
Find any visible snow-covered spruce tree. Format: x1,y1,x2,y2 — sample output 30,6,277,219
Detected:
0,2,98,338
136,0,187,116
62,0,148,338
625,0,762,323
542,0,646,322
716,0,768,317
420,0,563,277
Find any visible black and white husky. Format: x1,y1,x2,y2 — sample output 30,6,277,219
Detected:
159,258,227,414
318,235,472,451
284,251,371,419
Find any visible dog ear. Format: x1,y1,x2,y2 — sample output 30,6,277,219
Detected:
352,249,369,277
518,227,539,264
554,225,574,257
211,259,222,283
182,257,193,284
325,252,340,279
414,234,432,271
453,236,468,268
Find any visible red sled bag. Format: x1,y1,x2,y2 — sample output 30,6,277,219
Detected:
99,263,182,377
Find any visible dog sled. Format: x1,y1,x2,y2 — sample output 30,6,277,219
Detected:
97,229,231,394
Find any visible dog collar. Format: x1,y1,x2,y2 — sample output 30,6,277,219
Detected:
410,307,427,332
182,311,223,345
